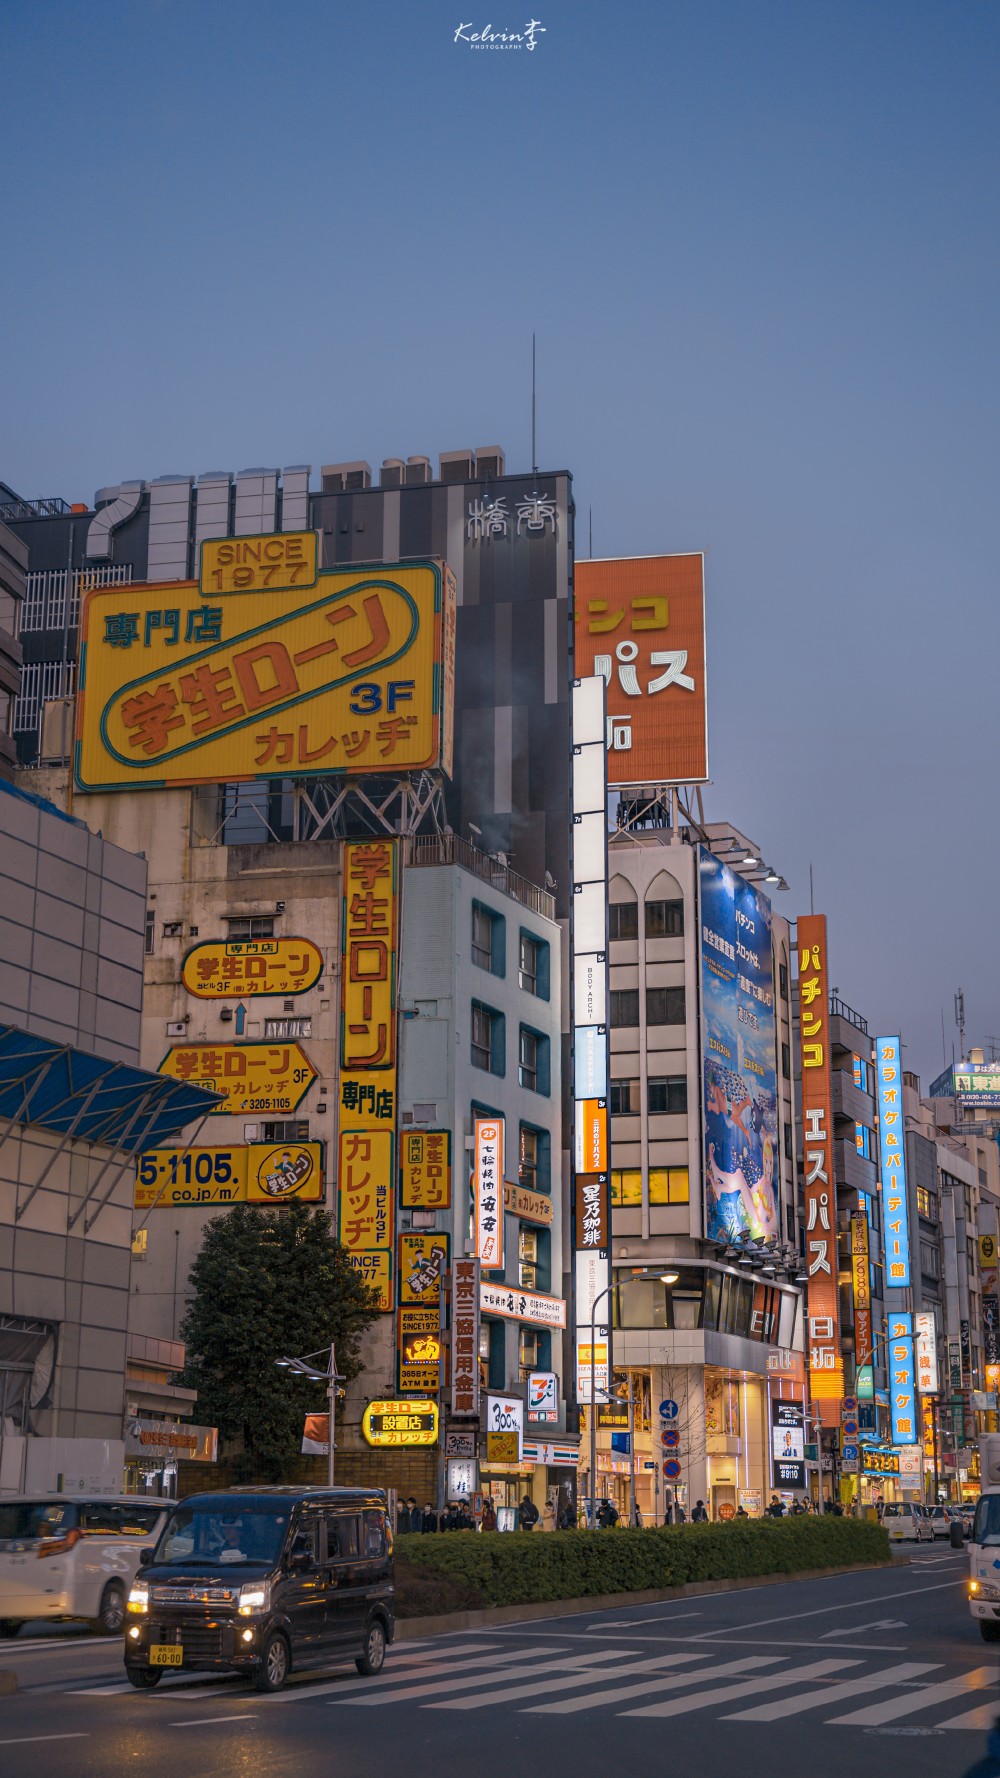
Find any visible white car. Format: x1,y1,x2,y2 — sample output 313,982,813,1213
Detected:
928,1504,960,1539
881,1502,933,1542
0,1496,169,1637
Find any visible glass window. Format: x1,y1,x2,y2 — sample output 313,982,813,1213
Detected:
156,1504,290,1567
609,902,638,941
610,989,640,1027
118,1504,164,1538
472,902,505,976
701,1270,721,1330
0,1501,77,1542
362,1510,386,1558
519,1123,551,1193
648,1167,690,1205
779,962,789,998
518,931,549,998
645,899,684,938
647,1076,687,1115
519,1026,550,1094
326,1512,359,1560
781,1041,790,1077
471,1002,505,1076
226,916,274,941
610,1078,637,1115
646,985,685,1025
855,1123,872,1159
852,1053,869,1092
611,1168,642,1207
79,1502,122,1534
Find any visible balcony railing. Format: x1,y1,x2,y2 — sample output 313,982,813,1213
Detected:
406,832,555,919
830,994,868,1034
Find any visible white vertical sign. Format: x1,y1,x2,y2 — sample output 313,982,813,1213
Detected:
474,1117,504,1269
915,1312,939,1396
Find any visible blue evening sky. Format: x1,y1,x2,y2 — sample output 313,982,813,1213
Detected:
3,1,997,1081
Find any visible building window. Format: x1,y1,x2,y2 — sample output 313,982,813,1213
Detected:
855,1123,872,1160
610,988,640,1027
608,902,638,941
920,1240,941,1281
646,985,685,1025
645,899,684,938
518,1228,538,1291
648,1167,690,1205
471,1002,505,1076
144,911,156,956
781,1041,790,1078
518,930,550,998
611,1169,641,1207
519,1124,551,1194
779,961,789,999
518,1025,550,1095
647,1076,687,1115
471,901,505,976
226,916,275,941
261,1120,310,1141
852,1053,869,1092
916,1185,936,1220
784,1122,792,1161
610,1078,638,1115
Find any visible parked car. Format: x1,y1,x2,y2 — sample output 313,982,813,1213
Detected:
124,1486,394,1692
929,1505,962,1539
881,1502,933,1542
0,1496,169,1637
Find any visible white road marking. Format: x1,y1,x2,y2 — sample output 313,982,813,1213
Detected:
820,1619,907,1636
622,1658,860,1718
725,1662,940,1720
521,1656,784,1716
424,1651,710,1709
171,1714,257,1726
331,1649,638,1707
696,1577,963,1636
0,1734,90,1746
263,1645,571,1705
830,1665,997,1725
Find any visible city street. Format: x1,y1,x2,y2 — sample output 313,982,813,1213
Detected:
0,1547,989,1778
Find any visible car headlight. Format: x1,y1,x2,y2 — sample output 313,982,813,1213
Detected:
238,1583,270,1616
127,1582,149,1614
974,1582,1000,1601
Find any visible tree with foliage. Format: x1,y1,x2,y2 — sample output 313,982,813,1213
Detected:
180,1203,380,1479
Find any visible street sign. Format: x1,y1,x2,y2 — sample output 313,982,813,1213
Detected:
842,1396,857,1414
843,1418,859,1440
842,1443,859,1463
659,1399,679,1422
661,1428,680,1449
662,1458,681,1480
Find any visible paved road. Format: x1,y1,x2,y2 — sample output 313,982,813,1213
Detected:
0,1547,988,1778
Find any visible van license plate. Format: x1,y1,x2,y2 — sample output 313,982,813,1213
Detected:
150,1645,183,1667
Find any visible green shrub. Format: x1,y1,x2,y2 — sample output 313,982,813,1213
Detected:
394,1516,890,1613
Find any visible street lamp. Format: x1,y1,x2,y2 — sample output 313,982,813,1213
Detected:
588,1269,676,1530
276,1346,345,1488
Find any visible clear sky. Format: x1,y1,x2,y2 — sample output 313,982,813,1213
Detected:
3,0,997,1083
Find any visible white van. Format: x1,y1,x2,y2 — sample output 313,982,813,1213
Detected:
0,1496,169,1637
880,1502,933,1542
967,1491,1000,1641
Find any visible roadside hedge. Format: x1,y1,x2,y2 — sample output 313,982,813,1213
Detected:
394,1516,890,1615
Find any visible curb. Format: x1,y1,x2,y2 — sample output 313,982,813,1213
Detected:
395,1556,900,1639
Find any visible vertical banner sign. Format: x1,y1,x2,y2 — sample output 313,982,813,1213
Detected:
338,840,399,1308
771,1399,806,1490
700,848,779,1241
474,1118,504,1269
851,1207,873,1369
796,915,843,1423
875,1036,910,1289
915,1312,939,1396
451,1256,481,1418
888,1310,918,1446
570,676,612,1405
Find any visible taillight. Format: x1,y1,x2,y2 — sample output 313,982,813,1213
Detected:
37,1529,82,1559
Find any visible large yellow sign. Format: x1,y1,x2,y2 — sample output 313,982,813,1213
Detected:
338,1129,394,1251
182,937,323,999
134,1142,323,1208
200,531,318,596
157,1041,316,1113
345,1250,393,1312
75,558,456,791
362,1399,439,1448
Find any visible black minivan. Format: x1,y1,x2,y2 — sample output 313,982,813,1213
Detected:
124,1486,393,1692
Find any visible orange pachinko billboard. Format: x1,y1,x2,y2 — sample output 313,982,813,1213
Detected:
75,554,456,791
574,555,707,785
796,914,843,1425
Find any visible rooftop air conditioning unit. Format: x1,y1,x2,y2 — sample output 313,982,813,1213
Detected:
380,459,406,488
321,461,372,493
404,456,432,485
439,449,475,483
475,446,505,479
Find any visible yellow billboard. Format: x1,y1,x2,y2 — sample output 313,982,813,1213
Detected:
362,1399,438,1448
75,557,456,791
182,937,323,999
345,1250,393,1312
338,1129,394,1251
157,1041,316,1113
399,1130,451,1208
398,1232,449,1306
134,1142,323,1208
200,531,318,596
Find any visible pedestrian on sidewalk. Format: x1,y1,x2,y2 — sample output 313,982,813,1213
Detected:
420,1501,438,1533
518,1493,540,1531
480,1496,498,1532
691,1499,709,1522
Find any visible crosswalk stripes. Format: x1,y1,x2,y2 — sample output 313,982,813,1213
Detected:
333,1648,641,1707
725,1662,940,1721
620,1658,860,1718
829,1665,997,1726
520,1656,785,1716
424,1651,716,1711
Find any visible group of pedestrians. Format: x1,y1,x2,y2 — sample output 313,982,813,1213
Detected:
396,1496,476,1534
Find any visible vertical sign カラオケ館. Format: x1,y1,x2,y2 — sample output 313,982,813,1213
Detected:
876,1036,910,1290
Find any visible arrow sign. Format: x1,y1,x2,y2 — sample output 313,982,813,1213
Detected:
235,1001,247,1036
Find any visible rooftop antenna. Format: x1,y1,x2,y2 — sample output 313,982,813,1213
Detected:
531,332,537,475
588,505,593,558
955,989,966,1064
808,861,814,916
941,1008,947,1067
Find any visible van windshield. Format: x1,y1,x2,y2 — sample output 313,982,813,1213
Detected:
155,1504,289,1568
0,1502,77,1543
973,1495,1000,1547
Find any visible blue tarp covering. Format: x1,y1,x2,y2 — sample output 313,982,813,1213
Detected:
0,1024,220,1152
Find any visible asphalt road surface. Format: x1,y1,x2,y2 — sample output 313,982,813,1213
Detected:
0,1546,989,1778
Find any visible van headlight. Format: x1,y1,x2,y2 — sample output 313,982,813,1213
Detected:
127,1582,149,1615
238,1582,270,1616
974,1582,1000,1601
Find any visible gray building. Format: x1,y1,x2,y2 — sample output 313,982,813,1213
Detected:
0,516,25,783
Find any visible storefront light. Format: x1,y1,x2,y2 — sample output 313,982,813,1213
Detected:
660,1272,679,1285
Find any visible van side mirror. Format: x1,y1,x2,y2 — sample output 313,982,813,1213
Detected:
139,1548,154,1567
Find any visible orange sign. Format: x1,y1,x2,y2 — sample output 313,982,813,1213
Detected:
341,840,399,1070
337,1129,394,1252
575,1099,608,1174
574,555,707,786
797,914,843,1424
182,937,323,998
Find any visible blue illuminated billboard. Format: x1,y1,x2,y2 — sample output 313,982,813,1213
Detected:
887,1310,918,1446
700,848,779,1242
876,1035,910,1289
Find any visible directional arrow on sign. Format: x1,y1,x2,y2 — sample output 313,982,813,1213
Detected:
234,1001,247,1037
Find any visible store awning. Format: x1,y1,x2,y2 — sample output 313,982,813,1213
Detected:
0,1023,221,1154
